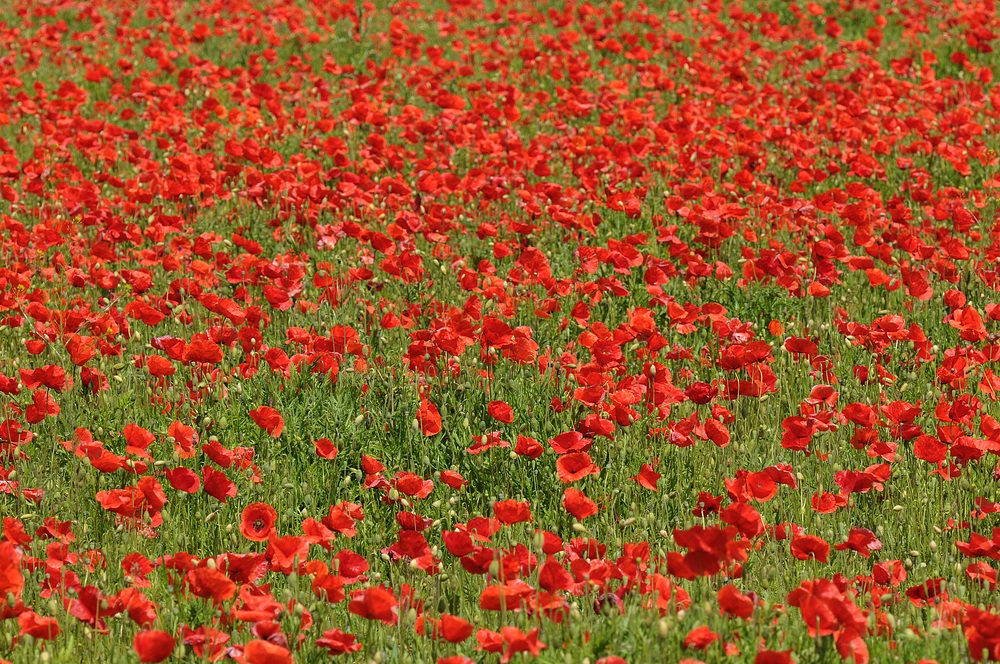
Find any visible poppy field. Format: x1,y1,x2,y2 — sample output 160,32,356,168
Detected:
4,0,1000,661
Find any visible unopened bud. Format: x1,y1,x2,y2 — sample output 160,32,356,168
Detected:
658,618,670,638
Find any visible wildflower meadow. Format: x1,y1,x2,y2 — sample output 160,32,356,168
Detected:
1,0,1000,662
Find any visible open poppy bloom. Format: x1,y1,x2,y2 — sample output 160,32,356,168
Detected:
316,628,362,655
133,630,176,663
240,503,278,542
249,406,284,438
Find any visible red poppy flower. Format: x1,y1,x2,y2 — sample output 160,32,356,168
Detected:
186,566,237,605
311,570,345,603
717,584,754,619
720,502,765,539
220,553,269,585
966,561,998,591
393,472,434,499
266,535,311,574
787,578,866,639
250,406,284,437
686,382,717,404
562,488,598,520
493,499,531,525
905,578,945,607
181,625,230,661
313,437,338,459
419,613,475,643
514,435,544,459
348,586,398,625
556,451,599,483
183,336,224,364
65,585,123,633
243,639,293,664
693,492,723,517
835,528,883,558
476,627,503,653
790,534,831,563
631,463,661,490
3,518,31,546
440,470,467,489
19,365,68,391
361,455,385,474
25,388,59,424
487,400,514,424
467,431,511,455
147,355,175,377
417,399,442,436
133,630,176,663
316,628,362,655
683,625,719,650
965,605,1000,660
168,421,199,459
872,560,908,587
0,542,24,601
538,557,574,592
165,467,201,494
18,610,60,640
811,492,846,514
241,502,278,541
499,626,546,663
122,553,155,587
202,466,237,503
549,431,592,454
